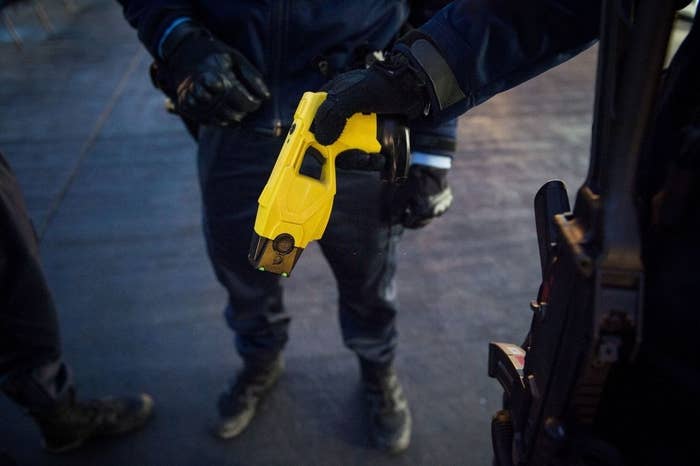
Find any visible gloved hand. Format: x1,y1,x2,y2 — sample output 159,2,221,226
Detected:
160,22,270,126
312,51,430,145
392,164,453,228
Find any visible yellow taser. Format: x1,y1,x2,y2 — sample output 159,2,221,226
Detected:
249,91,409,276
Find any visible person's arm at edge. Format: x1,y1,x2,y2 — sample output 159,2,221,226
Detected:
398,0,602,124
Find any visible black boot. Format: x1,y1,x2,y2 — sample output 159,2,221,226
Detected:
215,356,283,439
31,392,154,453
360,359,412,454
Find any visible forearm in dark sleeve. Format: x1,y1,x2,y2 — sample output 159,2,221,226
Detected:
408,0,454,27
116,0,195,58
411,118,458,157
398,0,601,123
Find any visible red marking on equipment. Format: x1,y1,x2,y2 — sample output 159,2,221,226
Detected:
513,354,525,369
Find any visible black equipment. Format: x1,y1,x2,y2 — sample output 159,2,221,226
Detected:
488,1,678,465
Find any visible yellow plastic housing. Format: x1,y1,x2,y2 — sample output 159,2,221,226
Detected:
254,92,381,250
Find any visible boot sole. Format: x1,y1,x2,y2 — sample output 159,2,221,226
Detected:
214,365,283,440
373,408,412,455
214,407,257,439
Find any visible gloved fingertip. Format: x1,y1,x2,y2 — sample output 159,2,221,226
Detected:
192,84,213,103
219,106,246,123
200,71,226,92
227,83,262,113
312,113,345,146
185,93,198,109
217,52,233,69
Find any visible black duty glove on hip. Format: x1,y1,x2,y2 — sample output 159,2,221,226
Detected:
393,164,453,229
160,22,270,126
313,51,430,145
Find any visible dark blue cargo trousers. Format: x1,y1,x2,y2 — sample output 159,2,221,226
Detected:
0,153,73,411
197,126,402,367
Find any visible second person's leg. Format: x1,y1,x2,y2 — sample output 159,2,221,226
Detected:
197,127,290,438
319,169,411,454
0,153,152,453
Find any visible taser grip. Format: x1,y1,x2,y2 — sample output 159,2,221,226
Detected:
249,92,385,276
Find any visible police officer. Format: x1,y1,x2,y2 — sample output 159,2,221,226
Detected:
0,151,154,453
312,1,699,464
118,0,457,453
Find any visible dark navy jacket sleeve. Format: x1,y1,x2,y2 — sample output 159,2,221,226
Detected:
401,0,601,124
408,0,453,26
116,0,195,58
407,0,459,163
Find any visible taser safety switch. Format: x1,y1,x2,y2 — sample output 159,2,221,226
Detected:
249,91,410,276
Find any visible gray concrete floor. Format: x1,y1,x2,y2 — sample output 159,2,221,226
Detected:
0,1,596,465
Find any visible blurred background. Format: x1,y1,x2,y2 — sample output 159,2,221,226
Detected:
0,1,693,465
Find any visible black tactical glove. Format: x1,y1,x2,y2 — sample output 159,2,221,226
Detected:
160,22,270,126
313,51,430,145
392,164,453,228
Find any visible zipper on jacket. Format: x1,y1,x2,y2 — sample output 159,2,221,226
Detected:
270,0,287,137
272,119,283,137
